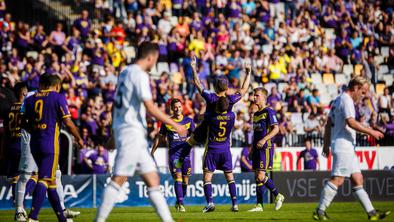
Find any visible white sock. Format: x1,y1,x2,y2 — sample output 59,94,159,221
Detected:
317,181,338,211
95,181,121,221
148,187,173,222
56,169,66,210
353,186,375,214
15,173,30,210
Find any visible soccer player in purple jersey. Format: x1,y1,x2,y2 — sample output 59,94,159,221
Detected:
248,87,285,212
151,98,195,212
23,74,84,222
1,82,27,206
186,57,251,147
202,97,238,213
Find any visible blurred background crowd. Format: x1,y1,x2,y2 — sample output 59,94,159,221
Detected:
0,0,393,174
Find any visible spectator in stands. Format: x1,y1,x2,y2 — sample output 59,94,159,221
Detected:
267,86,282,109
307,89,323,114
240,145,253,172
87,141,109,174
73,10,91,41
378,87,392,118
232,111,246,147
304,113,322,136
297,137,319,170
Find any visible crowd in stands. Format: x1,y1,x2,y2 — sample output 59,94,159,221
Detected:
0,0,394,172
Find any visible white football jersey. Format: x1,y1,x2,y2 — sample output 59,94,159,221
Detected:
112,64,152,134
329,92,356,152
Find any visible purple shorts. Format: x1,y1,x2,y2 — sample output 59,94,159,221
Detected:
6,152,21,178
169,155,192,176
190,118,208,145
32,151,58,180
252,147,274,171
203,151,233,172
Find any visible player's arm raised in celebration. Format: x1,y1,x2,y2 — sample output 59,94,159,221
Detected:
322,117,332,157
191,56,204,94
346,117,384,140
63,117,84,148
239,63,252,96
144,100,187,136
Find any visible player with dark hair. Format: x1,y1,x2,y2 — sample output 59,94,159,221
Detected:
248,87,285,212
151,98,195,212
202,96,238,213
1,82,28,207
23,74,84,222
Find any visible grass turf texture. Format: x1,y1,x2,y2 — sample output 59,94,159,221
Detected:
0,202,393,221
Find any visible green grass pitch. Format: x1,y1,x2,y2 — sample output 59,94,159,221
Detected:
1,202,393,221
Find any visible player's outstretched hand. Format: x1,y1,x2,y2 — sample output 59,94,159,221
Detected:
191,56,197,70
370,130,384,140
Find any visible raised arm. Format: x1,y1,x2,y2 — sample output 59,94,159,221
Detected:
191,56,204,94
239,63,252,96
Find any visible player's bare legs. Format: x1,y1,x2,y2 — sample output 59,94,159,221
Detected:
224,171,238,212
202,171,215,213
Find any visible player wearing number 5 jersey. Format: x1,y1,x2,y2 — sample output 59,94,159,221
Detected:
202,97,238,213
151,98,195,212
23,74,84,222
313,76,391,221
249,87,284,212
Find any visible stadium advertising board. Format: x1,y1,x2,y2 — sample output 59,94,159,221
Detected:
274,170,394,202
146,147,394,173
0,173,267,209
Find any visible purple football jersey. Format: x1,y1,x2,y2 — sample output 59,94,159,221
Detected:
4,102,23,154
253,106,278,149
159,115,195,156
24,90,71,154
201,90,242,116
300,148,318,170
206,112,235,152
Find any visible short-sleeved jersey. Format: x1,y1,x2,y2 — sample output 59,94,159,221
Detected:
206,111,235,152
329,92,356,152
299,148,318,170
3,102,23,154
253,106,278,149
201,90,242,115
24,90,71,153
113,64,152,134
159,115,195,156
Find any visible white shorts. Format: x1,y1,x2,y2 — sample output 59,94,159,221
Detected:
19,129,38,173
113,132,157,177
331,151,361,177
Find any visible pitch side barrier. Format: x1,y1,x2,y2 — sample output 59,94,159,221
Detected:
0,170,393,209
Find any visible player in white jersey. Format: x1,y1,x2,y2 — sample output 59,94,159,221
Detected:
95,42,187,222
15,88,81,221
313,76,391,221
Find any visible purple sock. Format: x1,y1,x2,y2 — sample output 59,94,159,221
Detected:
228,181,237,206
203,182,213,204
47,186,67,222
25,178,37,198
28,181,47,220
182,183,188,198
174,181,184,205
264,178,279,196
256,179,265,204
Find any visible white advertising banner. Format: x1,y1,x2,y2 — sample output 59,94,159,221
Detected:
109,147,394,174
